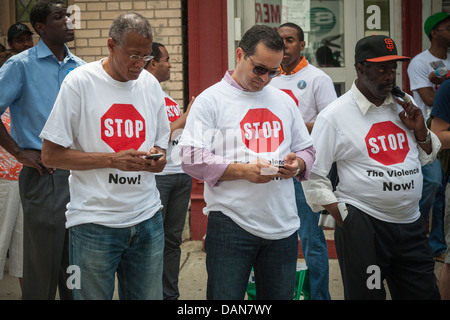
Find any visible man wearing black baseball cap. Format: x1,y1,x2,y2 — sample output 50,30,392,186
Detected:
0,23,34,67
302,34,442,299
7,23,34,53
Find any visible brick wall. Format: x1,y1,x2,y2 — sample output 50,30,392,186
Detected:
72,0,184,103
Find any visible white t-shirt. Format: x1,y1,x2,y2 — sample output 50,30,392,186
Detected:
179,79,313,239
40,60,170,228
156,92,184,175
407,49,450,117
270,62,337,123
304,82,439,223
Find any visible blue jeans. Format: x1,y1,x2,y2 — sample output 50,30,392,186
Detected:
420,159,447,257
294,179,331,300
205,211,298,300
155,173,192,300
69,212,164,300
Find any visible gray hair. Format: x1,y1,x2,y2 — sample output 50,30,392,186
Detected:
109,12,153,45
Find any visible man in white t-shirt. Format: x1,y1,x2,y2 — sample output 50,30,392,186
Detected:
303,35,441,299
407,12,450,263
40,13,170,300
408,12,450,118
270,22,337,300
179,25,315,300
145,42,194,300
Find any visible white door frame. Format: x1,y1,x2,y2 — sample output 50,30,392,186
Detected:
227,0,407,92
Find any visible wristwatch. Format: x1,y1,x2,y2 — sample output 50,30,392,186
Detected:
416,130,431,145
294,165,301,177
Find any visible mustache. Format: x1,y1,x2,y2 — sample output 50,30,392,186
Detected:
377,82,394,91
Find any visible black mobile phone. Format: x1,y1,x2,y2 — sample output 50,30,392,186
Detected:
146,153,164,160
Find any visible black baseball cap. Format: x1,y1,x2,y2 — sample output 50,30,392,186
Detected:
355,35,410,64
7,23,33,43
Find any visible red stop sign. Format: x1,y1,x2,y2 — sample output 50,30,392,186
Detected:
365,121,410,166
101,104,146,152
165,97,181,122
240,108,284,153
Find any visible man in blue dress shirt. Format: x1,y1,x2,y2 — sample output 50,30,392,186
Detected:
0,0,84,299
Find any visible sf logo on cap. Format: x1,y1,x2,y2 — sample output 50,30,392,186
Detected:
384,38,395,52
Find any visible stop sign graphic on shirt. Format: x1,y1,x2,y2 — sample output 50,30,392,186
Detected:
365,121,410,166
165,97,181,122
101,104,146,152
240,108,284,153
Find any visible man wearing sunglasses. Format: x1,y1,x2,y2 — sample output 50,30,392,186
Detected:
270,22,337,300
180,25,315,300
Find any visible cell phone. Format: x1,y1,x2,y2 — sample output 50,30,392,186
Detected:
146,153,164,160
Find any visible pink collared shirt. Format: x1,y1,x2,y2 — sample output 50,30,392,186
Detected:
181,71,316,188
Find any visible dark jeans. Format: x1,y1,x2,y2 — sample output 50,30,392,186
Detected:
419,159,446,256
205,211,298,300
294,179,330,300
335,205,440,300
155,173,192,300
19,166,72,300
69,213,164,300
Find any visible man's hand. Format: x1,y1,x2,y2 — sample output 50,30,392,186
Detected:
397,99,427,132
323,202,344,227
278,152,305,179
16,149,55,175
429,71,447,86
110,149,153,172
397,99,432,153
143,147,167,173
245,158,279,183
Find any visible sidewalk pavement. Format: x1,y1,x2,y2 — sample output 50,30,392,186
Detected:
0,226,444,300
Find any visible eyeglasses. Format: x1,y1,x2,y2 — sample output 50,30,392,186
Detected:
113,39,154,62
246,54,282,78
128,53,154,62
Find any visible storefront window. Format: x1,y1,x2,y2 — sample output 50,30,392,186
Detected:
364,0,390,36
16,0,38,22
255,0,344,68
16,0,68,22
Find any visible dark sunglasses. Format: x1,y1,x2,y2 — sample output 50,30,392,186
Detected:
246,54,282,78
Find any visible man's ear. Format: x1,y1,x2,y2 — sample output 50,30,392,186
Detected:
300,40,306,51
356,62,364,74
34,22,45,37
236,47,245,64
430,28,439,40
107,38,116,54
149,59,157,68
